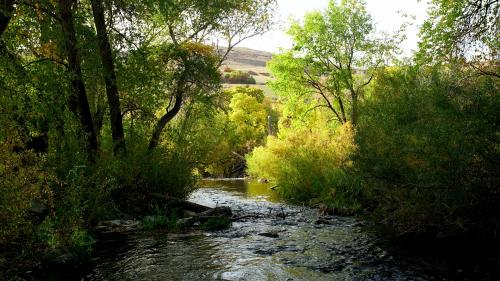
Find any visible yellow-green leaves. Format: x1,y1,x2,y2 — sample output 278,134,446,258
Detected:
229,92,268,149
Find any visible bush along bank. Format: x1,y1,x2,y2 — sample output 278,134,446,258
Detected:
247,65,499,241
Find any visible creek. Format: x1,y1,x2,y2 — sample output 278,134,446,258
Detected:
82,179,498,281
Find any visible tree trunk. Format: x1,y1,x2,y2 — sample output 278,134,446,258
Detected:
337,96,348,123
93,100,106,142
0,0,14,38
148,90,183,150
349,88,358,126
90,0,125,155
59,0,98,158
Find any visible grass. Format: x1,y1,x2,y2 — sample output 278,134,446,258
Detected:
142,214,181,231
200,217,232,231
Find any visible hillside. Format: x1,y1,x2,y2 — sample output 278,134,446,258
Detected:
219,47,274,85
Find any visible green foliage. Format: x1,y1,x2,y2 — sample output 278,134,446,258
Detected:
224,86,265,102
269,0,396,126
200,217,232,231
223,70,257,84
142,210,181,232
247,119,363,212
186,86,275,177
0,142,54,247
0,0,278,275
229,92,268,148
356,65,499,238
418,0,499,63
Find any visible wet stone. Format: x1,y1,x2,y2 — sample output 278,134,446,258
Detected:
258,232,279,238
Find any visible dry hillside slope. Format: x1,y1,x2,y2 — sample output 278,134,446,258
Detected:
219,47,274,85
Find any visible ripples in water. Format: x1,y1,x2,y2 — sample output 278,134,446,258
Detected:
84,179,498,281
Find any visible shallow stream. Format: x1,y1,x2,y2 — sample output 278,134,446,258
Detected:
83,179,498,281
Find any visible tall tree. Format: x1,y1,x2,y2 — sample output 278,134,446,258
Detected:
90,0,125,155
59,0,98,157
270,0,395,126
146,0,277,150
147,42,220,151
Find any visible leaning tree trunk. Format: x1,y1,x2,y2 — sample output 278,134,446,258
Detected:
0,0,14,37
59,0,98,159
148,90,183,151
148,70,186,151
90,0,125,155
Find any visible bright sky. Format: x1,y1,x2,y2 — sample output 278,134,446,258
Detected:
239,0,429,57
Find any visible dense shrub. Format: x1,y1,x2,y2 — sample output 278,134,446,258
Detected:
0,138,55,249
84,141,196,216
356,66,500,238
222,70,256,84
247,122,363,213
0,136,97,273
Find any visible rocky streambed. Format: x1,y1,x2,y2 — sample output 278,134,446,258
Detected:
81,179,498,281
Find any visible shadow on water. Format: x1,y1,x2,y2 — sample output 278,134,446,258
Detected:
80,179,499,281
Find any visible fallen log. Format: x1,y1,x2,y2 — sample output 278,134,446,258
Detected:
148,193,211,213
147,193,233,230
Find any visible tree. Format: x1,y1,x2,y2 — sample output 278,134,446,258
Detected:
147,42,221,150
270,0,395,126
215,0,277,65
418,0,499,76
58,0,98,158
147,0,277,150
229,92,268,150
224,86,265,103
419,1,499,57
90,0,125,155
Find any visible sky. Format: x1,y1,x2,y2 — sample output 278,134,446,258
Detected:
239,0,430,57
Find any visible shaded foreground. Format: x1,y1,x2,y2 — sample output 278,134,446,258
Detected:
78,180,499,281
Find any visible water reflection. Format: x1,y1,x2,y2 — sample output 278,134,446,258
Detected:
88,234,223,280
198,179,280,203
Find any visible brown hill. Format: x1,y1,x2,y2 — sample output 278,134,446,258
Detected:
219,47,273,67
219,47,274,85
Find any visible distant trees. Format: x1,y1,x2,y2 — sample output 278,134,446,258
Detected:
222,70,256,84
183,86,275,177
229,91,268,148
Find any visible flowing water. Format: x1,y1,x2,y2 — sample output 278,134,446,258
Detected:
83,179,499,281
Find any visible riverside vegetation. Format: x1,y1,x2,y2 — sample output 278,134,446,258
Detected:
0,0,499,279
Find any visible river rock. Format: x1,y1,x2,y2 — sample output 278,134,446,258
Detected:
258,232,279,238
